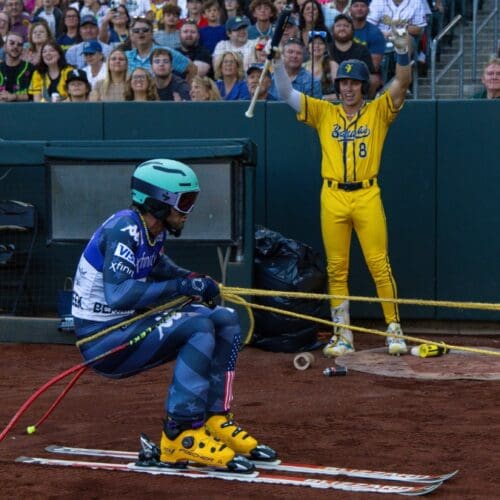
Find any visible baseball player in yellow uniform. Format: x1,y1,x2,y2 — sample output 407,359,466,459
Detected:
272,26,412,356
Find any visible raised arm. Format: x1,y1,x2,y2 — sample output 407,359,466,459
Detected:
273,58,302,112
388,26,412,109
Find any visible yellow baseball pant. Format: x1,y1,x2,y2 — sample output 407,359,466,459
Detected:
320,181,400,324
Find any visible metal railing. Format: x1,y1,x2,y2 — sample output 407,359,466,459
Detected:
471,0,499,80
430,15,464,99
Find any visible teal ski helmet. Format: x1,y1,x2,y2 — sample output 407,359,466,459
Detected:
131,159,200,220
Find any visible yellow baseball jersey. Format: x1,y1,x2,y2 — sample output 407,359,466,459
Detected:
297,91,402,182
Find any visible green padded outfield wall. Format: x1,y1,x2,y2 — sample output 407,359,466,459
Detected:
0,100,498,321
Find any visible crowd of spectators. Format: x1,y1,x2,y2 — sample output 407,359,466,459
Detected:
0,0,496,103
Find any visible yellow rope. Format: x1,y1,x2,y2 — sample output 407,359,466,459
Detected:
75,296,191,347
223,285,500,312
221,286,500,357
223,293,255,346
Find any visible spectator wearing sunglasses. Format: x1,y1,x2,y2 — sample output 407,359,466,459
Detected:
0,31,34,102
65,15,112,68
126,17,196,80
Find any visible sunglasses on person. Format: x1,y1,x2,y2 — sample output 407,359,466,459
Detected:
132,27,151,33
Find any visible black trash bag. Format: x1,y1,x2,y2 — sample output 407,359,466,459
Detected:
251,226,329,352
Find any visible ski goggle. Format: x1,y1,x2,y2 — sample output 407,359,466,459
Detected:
163,190,199,214
132,176,199,214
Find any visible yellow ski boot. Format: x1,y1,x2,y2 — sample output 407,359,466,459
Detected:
159,419,254,473
205,413,277,461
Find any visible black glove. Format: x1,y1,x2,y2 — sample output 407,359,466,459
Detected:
176,277,220,302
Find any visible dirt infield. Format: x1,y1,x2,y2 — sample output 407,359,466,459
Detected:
1,332,499,499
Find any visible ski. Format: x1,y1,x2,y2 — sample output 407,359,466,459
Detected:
16,456,442,496
45,444,458,485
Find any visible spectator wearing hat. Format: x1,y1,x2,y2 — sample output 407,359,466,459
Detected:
213,49,250,99
65,15,112,68
90,47,128,101
329,13,377,96
199,0,226,54
177,20,212,78
213,15,255,70
28,40,74,101
151,47,190,100
183,0,207,28
154,4,182,48
64,67,91,101
79,0,110,28
247,0,276,40
269,37,322,98
82,39,106,88
245,62,275,100
125,17,196,79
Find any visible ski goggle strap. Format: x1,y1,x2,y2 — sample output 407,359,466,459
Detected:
132,177,199,214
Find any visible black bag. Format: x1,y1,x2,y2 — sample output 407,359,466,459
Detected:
252,226,328,352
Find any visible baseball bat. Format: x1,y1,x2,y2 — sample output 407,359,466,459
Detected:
245,58,272,119
245,3,293,119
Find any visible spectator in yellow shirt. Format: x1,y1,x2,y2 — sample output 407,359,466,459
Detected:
28,41,74,101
